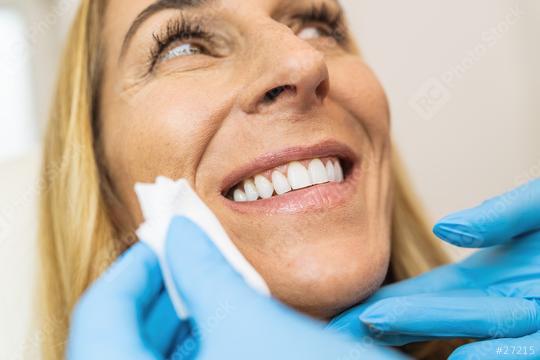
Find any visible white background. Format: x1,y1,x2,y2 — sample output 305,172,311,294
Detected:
0,0,538,358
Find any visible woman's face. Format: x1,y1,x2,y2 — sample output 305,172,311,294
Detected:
100,0,392,319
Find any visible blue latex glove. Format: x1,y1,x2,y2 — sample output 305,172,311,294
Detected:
68,216,404,360
329,179,540,359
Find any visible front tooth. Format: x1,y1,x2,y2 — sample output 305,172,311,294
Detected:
326,161,336,181
233,189,248,202
272,171,292,195
308,159,329,184
334,160,344,182
287,161,312,190
243,179,259,201
254,175,274,199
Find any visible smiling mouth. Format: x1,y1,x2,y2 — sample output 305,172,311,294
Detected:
220,141,359,212
224,157,350,202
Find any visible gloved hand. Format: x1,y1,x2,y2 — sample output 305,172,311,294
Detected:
67,216,404,360
328,178,540,359
67,239,186,359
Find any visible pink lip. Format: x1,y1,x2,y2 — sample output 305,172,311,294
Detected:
220,140,361,214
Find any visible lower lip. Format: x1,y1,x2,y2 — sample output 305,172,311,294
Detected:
222,163,361,215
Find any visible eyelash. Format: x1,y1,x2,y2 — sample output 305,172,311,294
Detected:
148,3,347,72
148,14,214,71
293,3,347,42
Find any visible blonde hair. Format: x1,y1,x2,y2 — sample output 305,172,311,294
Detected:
38,1,455,359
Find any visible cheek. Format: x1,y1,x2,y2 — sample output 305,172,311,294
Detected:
100,81,225,222
329,56,391,139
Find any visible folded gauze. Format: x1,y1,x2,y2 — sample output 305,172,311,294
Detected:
135,176,270,319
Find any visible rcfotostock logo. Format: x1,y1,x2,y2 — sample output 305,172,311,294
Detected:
409,77,452,121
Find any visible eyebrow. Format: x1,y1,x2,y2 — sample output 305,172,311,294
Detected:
120,0,216,60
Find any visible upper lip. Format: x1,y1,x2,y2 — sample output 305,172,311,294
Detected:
220,139,358,196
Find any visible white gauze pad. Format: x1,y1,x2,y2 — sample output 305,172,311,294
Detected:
135,176,270,319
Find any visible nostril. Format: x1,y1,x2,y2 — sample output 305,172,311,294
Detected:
316,78,330,103
264,85,295,103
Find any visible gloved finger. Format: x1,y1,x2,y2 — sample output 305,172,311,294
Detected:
360,292,540,340
327,264,471,338
329,310,448,349
328,310,437,345
165,216,262,325
434,178,540,248
327,303,372,339
144,290,188,356
368,264,473,301
449,330,540,360
68,242,163,358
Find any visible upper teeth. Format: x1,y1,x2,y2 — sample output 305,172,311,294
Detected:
231,158,344,202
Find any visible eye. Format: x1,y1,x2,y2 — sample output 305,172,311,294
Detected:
297,26,326,40
160,42,205,62
148,16,216,72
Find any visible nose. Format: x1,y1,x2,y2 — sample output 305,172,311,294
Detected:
238,26,330,114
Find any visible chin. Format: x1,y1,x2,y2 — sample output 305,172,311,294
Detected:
241,229,391,320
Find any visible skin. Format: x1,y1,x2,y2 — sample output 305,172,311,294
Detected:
99,0,393,319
